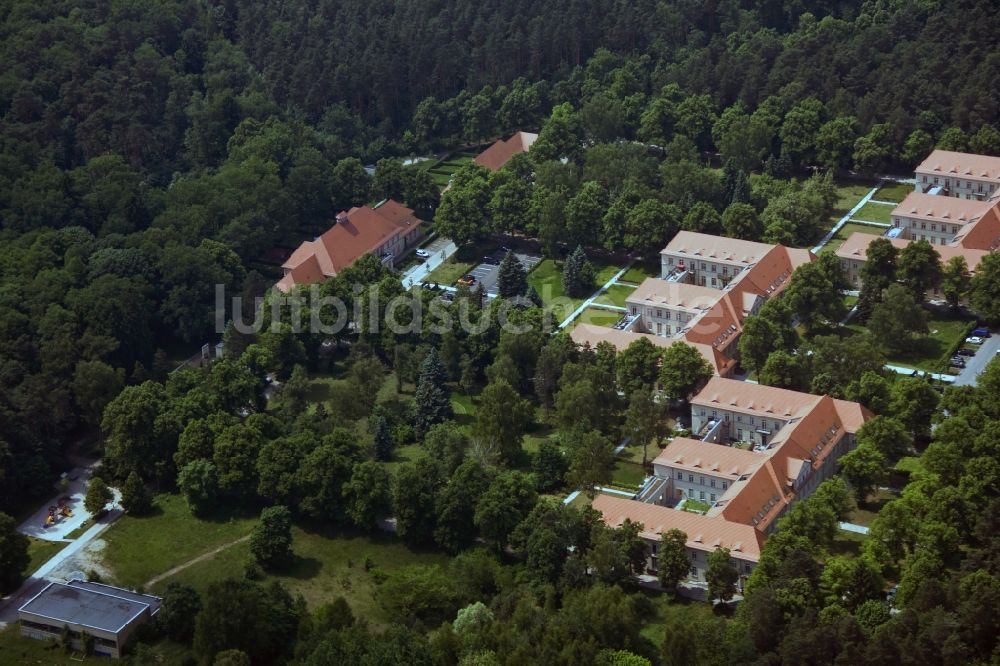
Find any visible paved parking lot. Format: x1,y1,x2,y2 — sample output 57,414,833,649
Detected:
466,252,541,296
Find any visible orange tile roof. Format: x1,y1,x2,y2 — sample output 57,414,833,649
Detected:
953,204,1000,251
691,377,820,420
714,458,791,532
473,131,538,172
626,279,720,311
653,437,766,480
682,292,743,351
277,200,422,292
834,232,989,272
592,495,764,561
569,324,736,376
662,231,776,266
892,191,991,225
916,150,1000,184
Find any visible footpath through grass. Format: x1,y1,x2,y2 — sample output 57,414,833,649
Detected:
150,525,450,626
100,494,258,589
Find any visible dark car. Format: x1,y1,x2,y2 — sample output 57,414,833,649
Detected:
950,357,966,368
973,327,991,337
957,348,976,357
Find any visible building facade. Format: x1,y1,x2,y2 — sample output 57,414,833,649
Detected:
915,150,1000,200
18,580,162,659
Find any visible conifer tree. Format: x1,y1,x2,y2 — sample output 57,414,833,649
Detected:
498,251,527,297
414,348,453,435
372,414,393,462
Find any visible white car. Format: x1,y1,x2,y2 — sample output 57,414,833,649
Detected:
966,336,985,345
415,249,430,258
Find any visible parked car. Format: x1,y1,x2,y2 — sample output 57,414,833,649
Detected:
415,249,430,258
950,357,966,368
441,292,454,302
972,326,991,337
966,336,985,345
456,274,476,286
957,348,976,357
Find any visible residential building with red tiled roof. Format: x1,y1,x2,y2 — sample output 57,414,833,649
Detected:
568,323,737,377
915,150,1000,200
592,495,763,586
835,231,989,289
276,200,424,293
591,380,869,587
473,131,538,172
890,191,993,245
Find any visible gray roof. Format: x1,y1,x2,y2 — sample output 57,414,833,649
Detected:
18,581,161,634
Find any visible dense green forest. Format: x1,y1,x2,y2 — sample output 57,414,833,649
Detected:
3,0,1000,664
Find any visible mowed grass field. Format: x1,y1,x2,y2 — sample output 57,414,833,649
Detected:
594,283,636,308
875,182,913,202
527,259,622,324
147,524,450,625
575,306,623,328
844,313,972,372
99,494,258,589
852,201,894,224
821,221,885,254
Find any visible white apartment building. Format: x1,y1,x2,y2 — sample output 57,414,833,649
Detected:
890,191,993,245
915,150,1000,200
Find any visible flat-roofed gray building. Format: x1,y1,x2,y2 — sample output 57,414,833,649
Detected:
18,580,162,658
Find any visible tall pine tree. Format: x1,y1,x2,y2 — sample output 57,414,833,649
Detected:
498,251,527,297
414,348,453,435
563,246,595,298
372,414,393,462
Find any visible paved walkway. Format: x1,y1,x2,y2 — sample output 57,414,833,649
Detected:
401,237,457,288
558,262,634,329
0,507,123,627
811,186,880,254
850,219,891,227
885,364,956,383
839,522,870,535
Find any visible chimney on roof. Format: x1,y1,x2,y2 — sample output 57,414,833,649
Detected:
335,212,348,225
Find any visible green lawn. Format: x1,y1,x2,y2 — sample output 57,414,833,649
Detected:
833,182,875,214
610,460,647,490
99,494,259,589
828,530,869,558
527,259,623,325
594,283,636,308
886,316,972,372
618,262,659,284
821,222,885,254
425,256,476,285
847,489,897,527
576,306,623,328
451,392,477,429
26,538,68,574
852,201,894,224
151,525,450,626
875,182,913,203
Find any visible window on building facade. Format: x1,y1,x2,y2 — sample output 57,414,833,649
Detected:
699,491,705,500
688,474,694,482
677,471,683,479
699,476,705,485
710,494,716,502
722,482,728,490
710,479,716,488
700,262,706,270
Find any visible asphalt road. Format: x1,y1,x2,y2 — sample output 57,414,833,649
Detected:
953,334,1000,386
